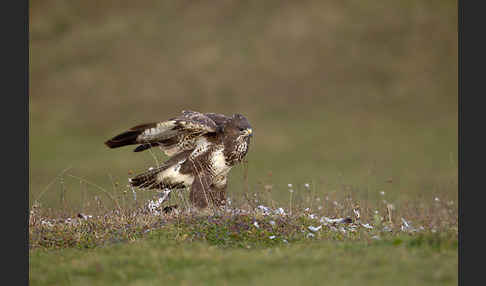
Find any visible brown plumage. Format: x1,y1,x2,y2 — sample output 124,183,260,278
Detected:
105,110,253,209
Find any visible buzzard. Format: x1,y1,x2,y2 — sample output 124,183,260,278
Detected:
104,110,253,209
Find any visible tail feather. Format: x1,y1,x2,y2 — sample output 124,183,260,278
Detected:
129,165,166,189
129,150,192,190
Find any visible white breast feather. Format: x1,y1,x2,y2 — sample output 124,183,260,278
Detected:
211,148,231,176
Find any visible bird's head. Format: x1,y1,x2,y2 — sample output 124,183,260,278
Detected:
224,113,253,139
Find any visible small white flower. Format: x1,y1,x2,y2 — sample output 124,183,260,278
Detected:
304,183,310,188
269,235,276,240
289,189,294,193
283,239,289,243
434,197,440,202
304,208,310,212
253,221,259,228
308,225,322,232
380,191,385,196
269,220,276,226
275,208,286,216
288,184,293,188
308,214,316,219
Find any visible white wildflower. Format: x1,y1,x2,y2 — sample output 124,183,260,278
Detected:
304,183,310,189
308,214,316,220
288,184,293,188
253,221,259,228
269,235,276,240
269,220,276,226
275,208,286,216
434,197,440,202
380,191,385,196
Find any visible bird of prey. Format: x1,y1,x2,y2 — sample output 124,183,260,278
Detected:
104,110,253,209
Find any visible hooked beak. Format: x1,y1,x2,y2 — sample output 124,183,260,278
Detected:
243,128,253,137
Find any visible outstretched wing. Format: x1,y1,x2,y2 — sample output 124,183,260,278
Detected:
104,110,220,156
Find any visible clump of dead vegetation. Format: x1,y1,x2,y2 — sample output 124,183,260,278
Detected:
29,182,457,250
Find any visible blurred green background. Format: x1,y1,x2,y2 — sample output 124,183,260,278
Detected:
30,0,457,212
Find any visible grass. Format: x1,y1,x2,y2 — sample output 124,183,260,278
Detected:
30,234,457,286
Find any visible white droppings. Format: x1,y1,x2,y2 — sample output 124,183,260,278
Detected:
308,225,322,232
361,223,373,229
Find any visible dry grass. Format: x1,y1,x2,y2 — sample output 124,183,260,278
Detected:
29,183,457,250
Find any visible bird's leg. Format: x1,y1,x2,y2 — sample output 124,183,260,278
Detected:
189,174,212,209
208,183,227,208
